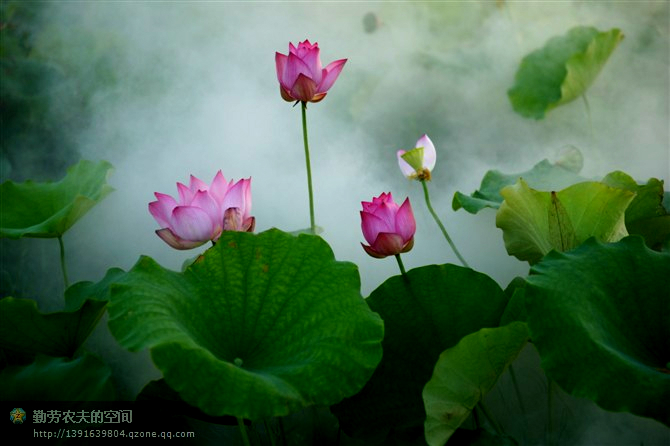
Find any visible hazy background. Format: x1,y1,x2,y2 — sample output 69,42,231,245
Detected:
9,1,668,296
2,1,669,443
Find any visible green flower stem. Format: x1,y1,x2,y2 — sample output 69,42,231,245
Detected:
58,236,70,289
301,101,316,234
394,254,408,280
582,93,594,142
420,180,470,268
237,417,251,446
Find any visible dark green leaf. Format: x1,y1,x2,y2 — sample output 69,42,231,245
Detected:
136,379,238,425
447,428,519,446
0,160,114,238
500,277,528,326
601,171,670,248
64,267,125,311
525,236,670,426
495,179,633,264
0,296,107,358
508,27,623,119
452,160,585,214
423,322,529,446
108,229,383,420
331,264,509,444
0,353,115,400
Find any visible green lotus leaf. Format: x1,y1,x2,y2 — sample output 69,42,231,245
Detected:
452,159,585,214
499,277,528,326
0,159,114,238
0,268,123,358
447,427,519,445
508,26,623,119
331,264,509,444
108,228,383,420
0,353,115,401
601,171,670,249
136,379,238,426
0,296,107,358
496,179,634,264
64,267,125,311
525,236,670,426
423,322,529,446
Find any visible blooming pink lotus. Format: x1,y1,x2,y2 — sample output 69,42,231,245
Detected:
275,40,347,103
360,192,416,258
149,171,254,250
397,134,437,181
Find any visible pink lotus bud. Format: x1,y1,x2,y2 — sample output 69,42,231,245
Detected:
360,192,416,258
275,40,347,103
397,134,437,181
148,171,253,250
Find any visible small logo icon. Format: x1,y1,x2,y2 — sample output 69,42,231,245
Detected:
10,408,26,424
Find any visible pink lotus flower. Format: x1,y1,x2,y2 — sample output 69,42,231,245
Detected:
275,40,347,103
149,171,254,250
397,134,437,181
360,192,416,258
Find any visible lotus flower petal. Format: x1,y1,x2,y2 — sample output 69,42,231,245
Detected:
361,211,393,246
371,232,406,257
318,59,347,93
189,175,209,193
360,193,416,258
222,207,243,232
275,52,288,84
149,172,254,250
416,134,436,171
285,52,312,91
156,228,207,250
177,182,194,205
396,150,417,178
362,242,387,259
171,206,216,242
398,134,437,180
208,171,228,204
395,198,416,242
222,178,251,219
291,74,319,104
149,193,177,228
276,40,346,103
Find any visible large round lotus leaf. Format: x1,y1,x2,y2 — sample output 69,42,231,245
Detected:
423,322,529,446
496,179,634,264
108,229,383,420
0,160,114,238
452,159,585,214
331,264,509,444
525,236,670,426
0,353,115,401
508,26,623,119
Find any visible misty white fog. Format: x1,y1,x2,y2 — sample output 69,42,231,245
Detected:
10,2,666,296
2,1,669,444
